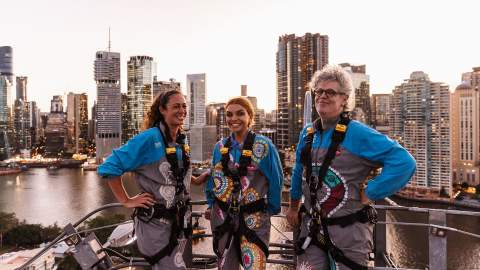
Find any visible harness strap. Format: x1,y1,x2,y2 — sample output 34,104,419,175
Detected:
212,198,269,264
135,200,191,265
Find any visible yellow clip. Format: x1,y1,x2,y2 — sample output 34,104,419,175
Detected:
166,147,176,154
242,150,252,157
335,124,347,133
220,147,229,154
306,127,314,134
184,145,190,153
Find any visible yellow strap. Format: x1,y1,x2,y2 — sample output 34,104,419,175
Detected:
166,147,176,154
220,147,229,154
242,150,252,157
335,124,347,133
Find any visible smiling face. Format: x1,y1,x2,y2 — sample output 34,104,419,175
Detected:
226,103,251,135
314,80,349,120
159,93,187,128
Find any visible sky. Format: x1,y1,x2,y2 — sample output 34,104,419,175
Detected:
2,0,480,113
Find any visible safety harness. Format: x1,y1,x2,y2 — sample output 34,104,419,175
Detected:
212,131,270,265
133,125,192,266
295,112,376,270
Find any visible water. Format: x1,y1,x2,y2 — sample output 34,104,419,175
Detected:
0,169,479,269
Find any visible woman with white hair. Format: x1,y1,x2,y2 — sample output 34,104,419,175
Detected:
286,65,416,269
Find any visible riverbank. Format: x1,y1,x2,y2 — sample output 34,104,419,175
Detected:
392,193,480,211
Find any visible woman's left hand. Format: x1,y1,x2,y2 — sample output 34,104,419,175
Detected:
192,170,211,185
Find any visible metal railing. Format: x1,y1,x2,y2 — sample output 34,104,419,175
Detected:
15,199,480,270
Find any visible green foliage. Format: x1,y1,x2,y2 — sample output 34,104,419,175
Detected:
83,214,126,243
0,212,61,248
4,224,43,248
0,212,19,234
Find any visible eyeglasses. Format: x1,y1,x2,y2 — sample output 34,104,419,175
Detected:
313,88,345,98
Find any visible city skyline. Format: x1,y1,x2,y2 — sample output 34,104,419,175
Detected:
3,0,480,112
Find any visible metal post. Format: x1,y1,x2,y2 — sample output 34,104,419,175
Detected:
428,210,447,270
374,208,387,267
184,205,193,268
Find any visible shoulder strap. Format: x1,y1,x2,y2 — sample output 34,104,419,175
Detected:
309,112,351,212
220,131,256,193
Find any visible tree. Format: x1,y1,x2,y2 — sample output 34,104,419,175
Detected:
83,214,126,244
5,223,43,248
0,212,19,249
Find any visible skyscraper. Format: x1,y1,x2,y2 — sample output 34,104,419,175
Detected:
126,56,154,139
0,46,13,83
390,72,451,194
152,76,181,99
16,76,27,101
371,94,391,135
276,33,328,149
66,92,88,153
451,68,480,186
186,73,207,128
206,102,228,140
340,63,371,124
94,50,121,163
45,95,67,156
0,47,13,159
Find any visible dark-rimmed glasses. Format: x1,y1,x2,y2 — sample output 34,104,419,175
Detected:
313,88,345,98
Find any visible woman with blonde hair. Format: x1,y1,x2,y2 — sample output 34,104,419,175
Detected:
194,96,283,270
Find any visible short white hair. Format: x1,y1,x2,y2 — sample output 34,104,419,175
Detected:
310,64,354,96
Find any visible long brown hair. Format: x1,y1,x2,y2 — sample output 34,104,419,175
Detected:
143,89,183,141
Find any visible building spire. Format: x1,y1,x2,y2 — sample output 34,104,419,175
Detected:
108,27,111,52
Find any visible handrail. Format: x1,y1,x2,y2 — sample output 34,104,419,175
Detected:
16,203,124,270
14,199,480,270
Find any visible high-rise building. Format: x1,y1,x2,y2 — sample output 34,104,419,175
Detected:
45,96,67,156
95,50,121,163
12,76,30,151
189,125,217,163
66,93,88,153
390,71,451,194
13,98,31,151
371,94,391,135
0,75,12,159
451,69,480,186
127,56,154,139
186,73,206,129
241,85,248,96
0,46,13,83
121,93,129,144
28,101,40,146
88,101,97,143
206,102,228,140
16,76,27,101
276,33,328,149
340,63,371,125
152,76,181,99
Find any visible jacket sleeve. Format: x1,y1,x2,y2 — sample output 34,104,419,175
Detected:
205,142,222,208
346,123,416,200
97,130,159,178
257,137,284,215
290,126,308,201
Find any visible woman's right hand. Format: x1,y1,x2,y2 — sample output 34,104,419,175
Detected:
204,208,211,220
123,193,156,209
286,206,300,227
